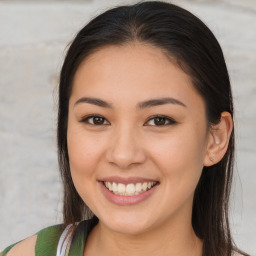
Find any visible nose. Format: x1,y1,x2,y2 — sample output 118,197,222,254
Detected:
105,126,147,169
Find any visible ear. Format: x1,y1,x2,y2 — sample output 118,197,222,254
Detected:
204,112,233,167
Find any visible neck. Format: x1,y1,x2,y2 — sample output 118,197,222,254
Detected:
84,216,202,256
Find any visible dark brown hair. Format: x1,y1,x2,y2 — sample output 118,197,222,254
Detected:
57,1,248,255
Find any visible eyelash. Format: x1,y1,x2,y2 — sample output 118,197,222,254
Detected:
80,114,177,127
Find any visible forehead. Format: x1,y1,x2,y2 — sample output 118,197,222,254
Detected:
71,43,205,111
76,43,181,81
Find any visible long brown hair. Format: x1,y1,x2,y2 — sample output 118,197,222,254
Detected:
57,1,248,255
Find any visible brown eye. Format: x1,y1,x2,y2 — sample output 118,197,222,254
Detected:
92,116,105,125
80,115,109,125
154,117,166,125
146,115,176,126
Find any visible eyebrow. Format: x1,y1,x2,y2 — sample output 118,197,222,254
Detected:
74,97,187,109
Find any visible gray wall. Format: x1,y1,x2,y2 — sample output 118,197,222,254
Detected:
0,0,255,254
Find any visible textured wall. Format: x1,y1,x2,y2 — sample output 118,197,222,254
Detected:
0,0,255,254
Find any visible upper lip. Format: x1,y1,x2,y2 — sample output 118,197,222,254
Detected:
99,176,159,185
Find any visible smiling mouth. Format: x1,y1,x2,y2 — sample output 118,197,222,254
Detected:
103,181,158,196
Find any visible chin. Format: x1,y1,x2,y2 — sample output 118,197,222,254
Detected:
99,213,155,235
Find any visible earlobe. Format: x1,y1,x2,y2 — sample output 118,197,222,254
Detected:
204,112,233,167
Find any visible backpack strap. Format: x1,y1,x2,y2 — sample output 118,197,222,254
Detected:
35,224,65,256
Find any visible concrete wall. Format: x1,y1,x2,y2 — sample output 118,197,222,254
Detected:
0,0,255,254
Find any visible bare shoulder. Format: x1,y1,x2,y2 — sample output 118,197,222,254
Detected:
6,235,37,256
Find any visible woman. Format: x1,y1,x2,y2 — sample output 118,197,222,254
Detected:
0,1,249,256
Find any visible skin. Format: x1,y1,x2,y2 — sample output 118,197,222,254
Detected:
67,43,233,256
7,43,233,256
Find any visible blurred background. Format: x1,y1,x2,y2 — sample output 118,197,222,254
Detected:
0,0,255,254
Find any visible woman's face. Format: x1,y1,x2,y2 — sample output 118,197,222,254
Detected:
67,43,210,235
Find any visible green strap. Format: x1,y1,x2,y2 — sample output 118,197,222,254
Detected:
35,224,64,256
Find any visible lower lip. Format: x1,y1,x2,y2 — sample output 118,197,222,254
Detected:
99,182,159,206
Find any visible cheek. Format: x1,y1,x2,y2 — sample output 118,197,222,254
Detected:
152,130,205,163
67,126,108,206
147,130,206,216
149,127,206,186
67,124,105,180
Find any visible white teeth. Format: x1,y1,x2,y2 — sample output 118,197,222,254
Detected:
112,182,118,193
117,183,126,195
126,184,135,195
103,181,157,196
105,182,110,189
135,183,142,192
142,182,148,191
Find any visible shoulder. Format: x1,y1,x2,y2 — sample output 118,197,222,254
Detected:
0,224,65,256
4,235,37,256
0,219,98,256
